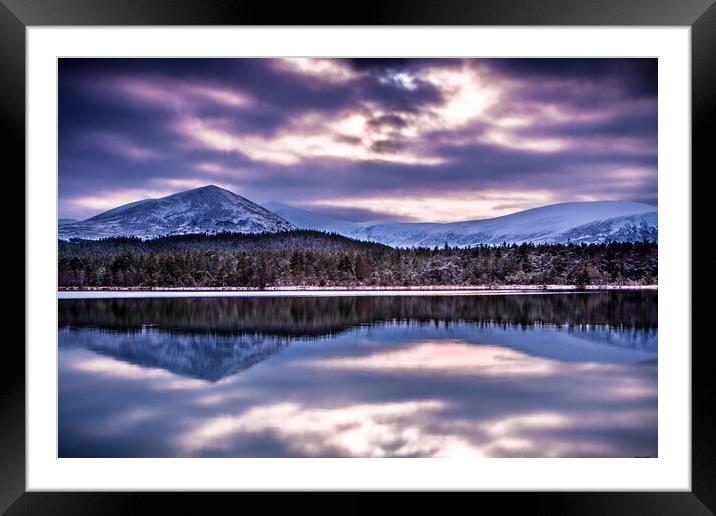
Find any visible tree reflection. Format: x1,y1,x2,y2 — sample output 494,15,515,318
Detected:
59,292,657,336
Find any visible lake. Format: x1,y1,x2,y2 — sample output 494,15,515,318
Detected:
58,292,657,458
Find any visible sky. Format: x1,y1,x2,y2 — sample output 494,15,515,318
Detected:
58,58,657,222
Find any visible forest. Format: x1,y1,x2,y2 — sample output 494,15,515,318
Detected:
58,230,658,288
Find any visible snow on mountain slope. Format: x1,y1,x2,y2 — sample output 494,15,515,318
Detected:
58,218,78,225
349,201,657,247
268,200,657,247
262,202,361,235
555,211,658,244
59,185,296,240
350,201,657,247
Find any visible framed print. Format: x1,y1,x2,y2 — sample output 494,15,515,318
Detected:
5,0,714,513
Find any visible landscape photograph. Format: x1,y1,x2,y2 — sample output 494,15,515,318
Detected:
58,58,658,458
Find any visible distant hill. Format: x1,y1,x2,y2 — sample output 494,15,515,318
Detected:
271,200,658,247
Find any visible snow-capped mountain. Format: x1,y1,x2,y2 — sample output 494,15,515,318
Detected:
59,185,296,240
59,185,657,245
272,200,657,247
350,201,658,247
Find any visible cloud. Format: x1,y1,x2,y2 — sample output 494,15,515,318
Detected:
175,110,445,166
274,58,361,83
367,113,408,129
84,131,164,162
58,58,657,220
302,189,557,222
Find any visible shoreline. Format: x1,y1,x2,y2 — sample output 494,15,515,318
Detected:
57,284,657,299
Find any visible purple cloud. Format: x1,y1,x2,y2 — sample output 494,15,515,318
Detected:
59,58,657,221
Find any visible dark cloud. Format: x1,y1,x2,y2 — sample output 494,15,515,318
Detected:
521,108,657,140
371,139,404,154
334,135,362,145
484,58,657,98
345,57,461,72
367,114,408,129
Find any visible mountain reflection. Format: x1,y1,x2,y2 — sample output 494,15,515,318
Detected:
60,327,290,382
59,294,657,381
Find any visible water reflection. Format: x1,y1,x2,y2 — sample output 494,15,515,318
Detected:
60,327,290,381
58,293,657,458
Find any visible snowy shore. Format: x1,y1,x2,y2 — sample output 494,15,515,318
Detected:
58,284,657,299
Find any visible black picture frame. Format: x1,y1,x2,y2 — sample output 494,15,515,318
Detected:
4,0,714,513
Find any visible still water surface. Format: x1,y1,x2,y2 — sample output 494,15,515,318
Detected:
58,293,657,458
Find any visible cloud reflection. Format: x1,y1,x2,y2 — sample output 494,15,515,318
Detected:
177,400,484,457
58,295,657,458
72,355,210,390
311,341,558,376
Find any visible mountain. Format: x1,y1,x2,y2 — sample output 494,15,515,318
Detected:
272,200,657,247
58,185,296,240
59,185,657,245
58,218,78,225
349,201,658,247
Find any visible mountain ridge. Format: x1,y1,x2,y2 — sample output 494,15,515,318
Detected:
59,185,657,245
270,199,658,247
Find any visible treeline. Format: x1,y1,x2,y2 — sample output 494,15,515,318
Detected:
58,231,657,288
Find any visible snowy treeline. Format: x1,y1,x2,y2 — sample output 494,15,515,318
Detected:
58,231,657,288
